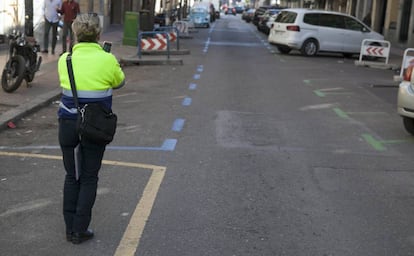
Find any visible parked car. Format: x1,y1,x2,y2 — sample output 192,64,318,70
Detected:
225,6,236,15
252,6,273,26
266,13,279,31
190,5,211,28
398,64,414,135
234,6,245,14
268,8,384,57
257,9,281,34
242,8,255,22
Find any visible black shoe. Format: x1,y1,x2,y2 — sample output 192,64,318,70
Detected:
72,229,94,244
66,232,72,242
41,50,48,54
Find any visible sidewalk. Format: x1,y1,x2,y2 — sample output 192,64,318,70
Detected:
0,25,149,131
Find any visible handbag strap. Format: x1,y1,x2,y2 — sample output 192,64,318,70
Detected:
66,54,80,109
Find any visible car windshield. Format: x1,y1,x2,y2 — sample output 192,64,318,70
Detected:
268,9,281,15
192,8,207,14
275,11,297,23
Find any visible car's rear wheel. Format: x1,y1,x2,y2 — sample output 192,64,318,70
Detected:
403,116,414,135
301,39,318,56
277,46,291,54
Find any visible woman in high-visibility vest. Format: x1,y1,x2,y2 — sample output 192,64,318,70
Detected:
57,12,125,244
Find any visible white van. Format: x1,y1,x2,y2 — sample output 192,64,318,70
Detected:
268,8,384,57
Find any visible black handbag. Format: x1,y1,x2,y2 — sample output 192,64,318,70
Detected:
66,54,117,145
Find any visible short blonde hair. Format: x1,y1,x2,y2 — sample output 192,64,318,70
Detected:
72,13,101,42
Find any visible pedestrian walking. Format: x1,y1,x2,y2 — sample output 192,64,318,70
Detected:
58,0,80,55
57,13,125,244
42,0,62,54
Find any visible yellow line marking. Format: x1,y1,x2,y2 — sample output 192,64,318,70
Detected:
0,151,166,256
114,167,165,256
0,151,62,160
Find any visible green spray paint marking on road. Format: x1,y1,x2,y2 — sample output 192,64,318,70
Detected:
313,89,352,97
347,111,387,116
334,108,388,120
314,90,325,97
362,134,386,151
303,80,312,85
382,139,411,144
362,134,410,151
333,108,349,119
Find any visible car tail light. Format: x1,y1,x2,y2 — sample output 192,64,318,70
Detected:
403,66,414,82
286,25,300,32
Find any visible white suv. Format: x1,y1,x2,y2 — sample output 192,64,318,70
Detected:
268,8,384,57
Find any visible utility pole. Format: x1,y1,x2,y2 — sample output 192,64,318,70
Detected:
25,0,33,36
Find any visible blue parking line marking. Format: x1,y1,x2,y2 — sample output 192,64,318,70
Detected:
172,118,185,132
197,65,204,72
189,83,197,90
0,139,178,152
203,37,210,53
193,74,201,80
182,97,192,106
160,139,177,151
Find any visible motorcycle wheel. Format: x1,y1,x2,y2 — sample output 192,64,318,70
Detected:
2,55,26,93
27,55,42,83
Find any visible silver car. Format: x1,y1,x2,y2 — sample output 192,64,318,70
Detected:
268,8,384,57
397,62,414,135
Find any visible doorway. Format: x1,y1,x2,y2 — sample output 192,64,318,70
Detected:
400,0,412,42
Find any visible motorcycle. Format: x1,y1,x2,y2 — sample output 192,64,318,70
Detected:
1,30,42,93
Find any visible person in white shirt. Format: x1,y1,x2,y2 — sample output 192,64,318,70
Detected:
43,0,62,54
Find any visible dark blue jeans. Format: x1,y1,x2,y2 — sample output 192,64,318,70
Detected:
58,118,106,233
43,18,58,52
62,21,74,52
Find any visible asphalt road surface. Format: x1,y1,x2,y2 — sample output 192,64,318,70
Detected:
1,14,413,256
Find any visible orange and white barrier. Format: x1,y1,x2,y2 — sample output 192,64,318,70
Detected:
394,48,414,81
358,39,390,62
155,32,177,42
141,37,167,51
355,39,396,69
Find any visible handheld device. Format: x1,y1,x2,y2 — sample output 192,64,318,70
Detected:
103,41,112,53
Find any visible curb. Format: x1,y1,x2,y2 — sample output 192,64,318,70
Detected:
0,88,61,132
354,60,399,70
140,49,191,55
120,56,183,66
